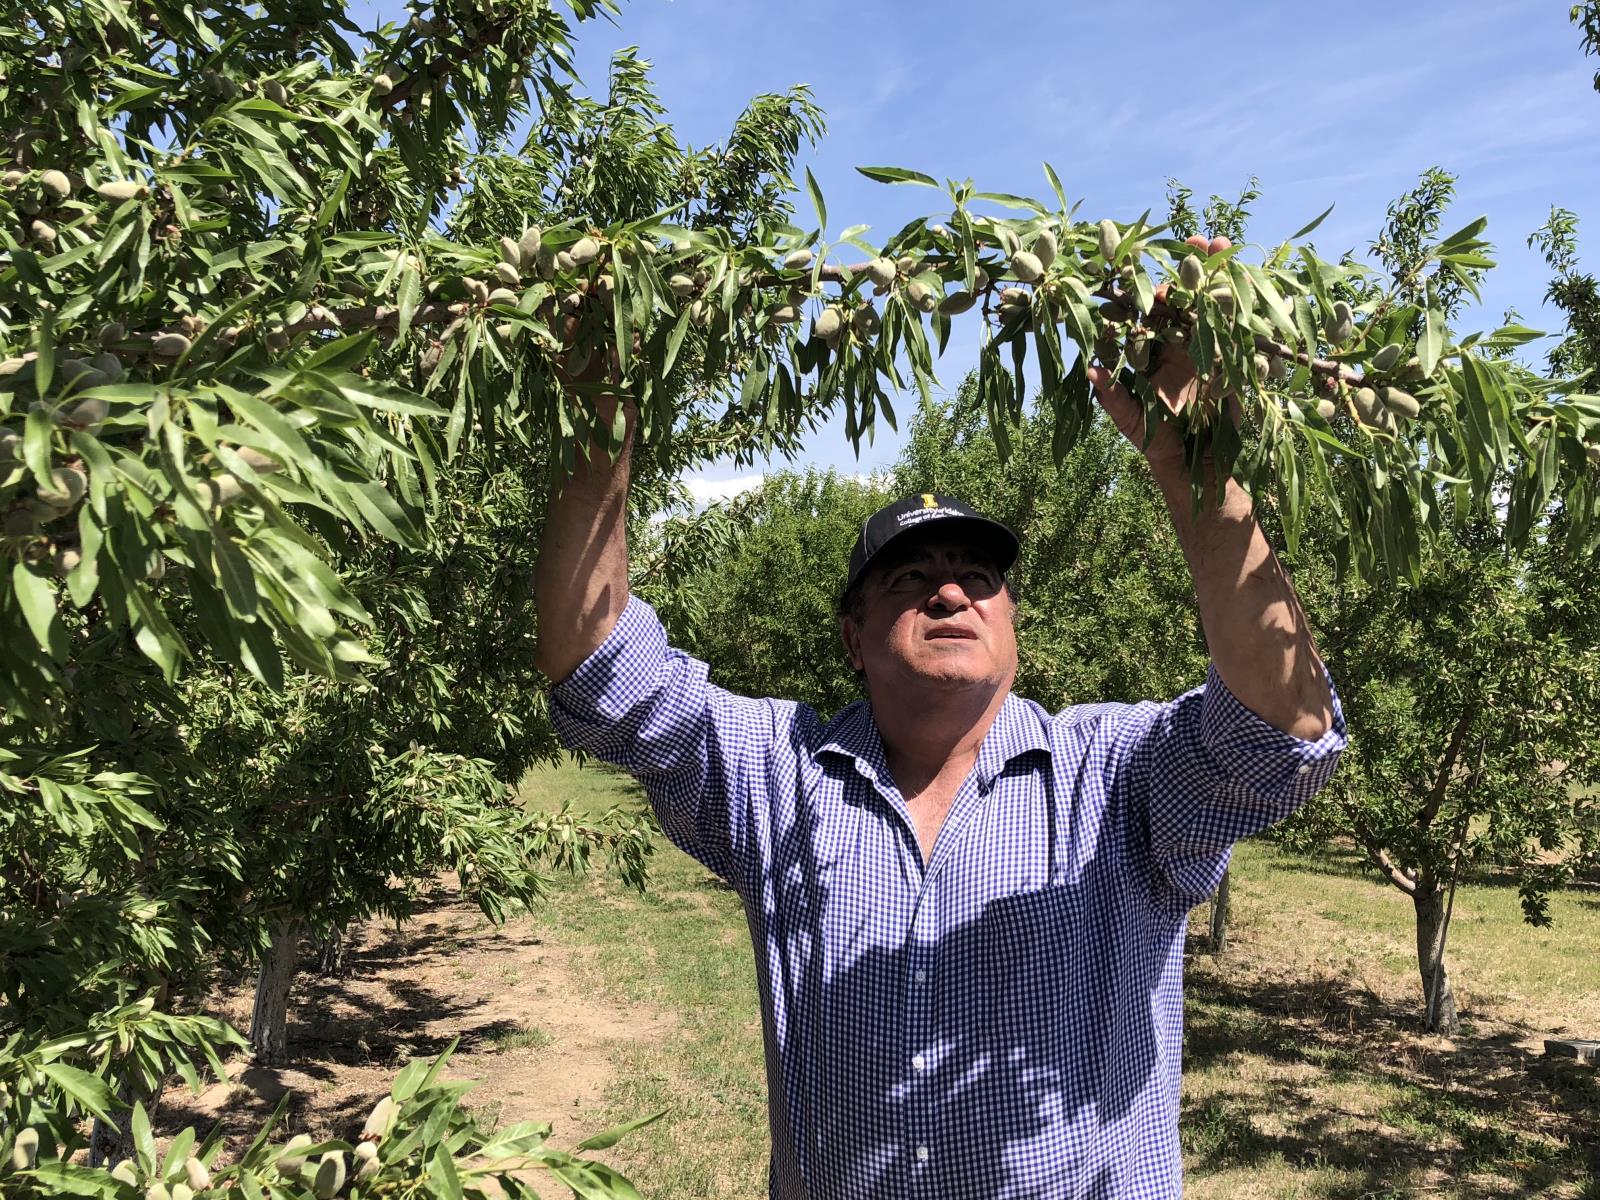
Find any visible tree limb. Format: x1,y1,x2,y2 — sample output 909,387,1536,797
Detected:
1344,797,1418,894
96,263,1367,390
1417,705,1476,832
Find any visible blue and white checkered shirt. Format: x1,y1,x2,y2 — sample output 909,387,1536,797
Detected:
551,597,1346,1199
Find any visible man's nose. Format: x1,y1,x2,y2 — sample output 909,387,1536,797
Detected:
928,579,970,610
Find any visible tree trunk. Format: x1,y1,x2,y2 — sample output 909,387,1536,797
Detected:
87,1075,140,1167
317,924,349,977
1413,886,1460,1034
1209,867,1231,955
250,918,302,1065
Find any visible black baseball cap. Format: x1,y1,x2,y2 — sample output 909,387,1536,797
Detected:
845,493,1020,593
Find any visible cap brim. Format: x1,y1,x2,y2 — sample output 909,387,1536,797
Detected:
848,514,1019,591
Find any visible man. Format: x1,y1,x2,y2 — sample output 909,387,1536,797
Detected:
534,354,1345,1199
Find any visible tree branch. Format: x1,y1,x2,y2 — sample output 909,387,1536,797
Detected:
1342,795,1418,894
1417,705,1476,832
378,16,517,112
85,255,1374,390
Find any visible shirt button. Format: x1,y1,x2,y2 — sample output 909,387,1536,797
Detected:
912,1053,926,1071
913,969,927,983
1297,763,1312,775
915,1145,930,1163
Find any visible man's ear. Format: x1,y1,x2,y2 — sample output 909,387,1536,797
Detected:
839,614,864,671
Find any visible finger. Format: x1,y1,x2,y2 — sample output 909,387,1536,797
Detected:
1086,364,1143,441
1081,364,1120,401
1085,363,1125,406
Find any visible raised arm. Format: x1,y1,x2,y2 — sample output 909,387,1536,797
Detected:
534,395,634,683
1087,361,1334,741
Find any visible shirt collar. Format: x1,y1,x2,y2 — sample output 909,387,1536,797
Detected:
817,692,1051,793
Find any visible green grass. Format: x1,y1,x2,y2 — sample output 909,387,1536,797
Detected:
521,757,1600,1200
484,1022,553,1054
1222,839,1600,1031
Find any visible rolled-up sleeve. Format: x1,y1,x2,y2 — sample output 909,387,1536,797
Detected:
1195,664,1346,803
549,595,778,890
1128,664,1347,910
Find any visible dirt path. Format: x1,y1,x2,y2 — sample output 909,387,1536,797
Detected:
159,877,674,1174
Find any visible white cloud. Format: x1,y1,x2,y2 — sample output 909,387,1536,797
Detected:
682,474,766,506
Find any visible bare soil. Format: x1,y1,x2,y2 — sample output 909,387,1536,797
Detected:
156,876,674,1173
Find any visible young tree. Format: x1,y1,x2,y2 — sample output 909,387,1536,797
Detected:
1284,166,1597,1024
0,0,810,1189
196,46,823,1067
671,470,895,716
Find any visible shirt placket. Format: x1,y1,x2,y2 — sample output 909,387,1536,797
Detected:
904,871,936,1186
900,771,988,1186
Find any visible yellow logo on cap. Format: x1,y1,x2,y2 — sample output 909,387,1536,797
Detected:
921,493,937,509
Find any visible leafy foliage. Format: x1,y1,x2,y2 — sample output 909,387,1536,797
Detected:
1575,0,1600,92
0,0,810,1188
2,1043,663,1198
1529,206,1599,386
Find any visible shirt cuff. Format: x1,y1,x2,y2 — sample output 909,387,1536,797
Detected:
1197,663,1347,802
549,594,669,735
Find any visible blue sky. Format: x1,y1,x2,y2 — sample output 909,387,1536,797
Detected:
369,0,1598,494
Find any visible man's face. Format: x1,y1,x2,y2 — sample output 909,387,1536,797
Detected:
839,531,1018,699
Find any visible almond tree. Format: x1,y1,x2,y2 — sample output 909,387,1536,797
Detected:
1283,525,1600,1033
5,0,1600,1195
1269,170,1600,1033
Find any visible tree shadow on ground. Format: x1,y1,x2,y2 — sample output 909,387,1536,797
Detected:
1179,954,1600,1198
157,884,549,1145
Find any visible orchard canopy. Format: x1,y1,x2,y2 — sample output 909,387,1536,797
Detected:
2,0,1600,1195
3,0,1600,708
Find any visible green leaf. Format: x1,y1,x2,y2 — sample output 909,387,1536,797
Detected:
334,377,445,417
575,1108,667,1151
212,533,258,619
35,308,56,397
22,1162,120,1196
300,331,376,372
972,191,1048,214
131,1102,157,1174
1481,323,1543,348
396,261,422,339
1042,162,1069,212
856,165,938,188
1436,215,1489,249
41,1062,119,1123
660,307,693,377
316,167,353,229
24,403,57,492
346,479,421,545
478,1121,553,1158
1418,308,1444,376
1288,203,1335,240
161,1128,196,1182
804,166,827,231
429,1147,465,1200
13,562,65,656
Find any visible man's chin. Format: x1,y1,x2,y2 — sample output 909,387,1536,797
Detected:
901,661,1003,692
